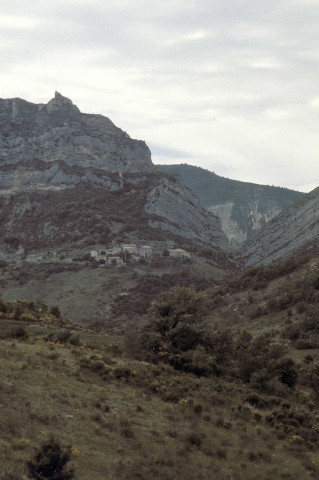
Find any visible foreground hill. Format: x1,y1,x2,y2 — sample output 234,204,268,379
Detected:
1,244,319,479
241,187,319,266
157,164,305,248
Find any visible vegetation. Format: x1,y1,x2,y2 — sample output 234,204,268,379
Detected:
0,174,178,251
27,438,74,480
1,242,319,479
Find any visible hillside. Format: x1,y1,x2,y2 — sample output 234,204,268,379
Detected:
241,186,319,266
1,244,319,479
157,164,306,248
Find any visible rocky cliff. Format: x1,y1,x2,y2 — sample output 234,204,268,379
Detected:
0,93,228,251
241,187,319,265
145,179,227,249
157,164,306,248
0,91,152,176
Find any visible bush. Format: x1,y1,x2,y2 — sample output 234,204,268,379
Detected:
50,306,61,318
10,326,29,340
27,438,74,480
274,358,298,389
56,330,72,344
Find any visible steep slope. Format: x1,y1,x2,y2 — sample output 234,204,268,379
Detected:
241,187,319,266
157,164,306,247
145,179,227,248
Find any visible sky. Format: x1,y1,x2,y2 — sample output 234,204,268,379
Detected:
0,0,318,192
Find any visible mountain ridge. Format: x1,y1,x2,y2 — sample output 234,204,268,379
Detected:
240,186,319,265
157,164,306,247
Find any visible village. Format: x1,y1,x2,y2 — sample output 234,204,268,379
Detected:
90,243,191,267
0,241,192,267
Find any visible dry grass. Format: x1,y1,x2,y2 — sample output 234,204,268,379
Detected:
1,324,319,480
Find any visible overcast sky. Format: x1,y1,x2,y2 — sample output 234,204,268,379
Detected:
1,0,318,192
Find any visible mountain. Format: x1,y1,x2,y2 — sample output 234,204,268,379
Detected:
157,164,306,248
241,187,319,265
0,93,233,324
0,93,228,251
0,91,152,174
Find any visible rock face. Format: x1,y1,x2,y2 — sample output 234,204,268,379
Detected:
0,160,123,194
145,179,228,249
157,164,306,248
241,187,319,265
0,92,152,174
0,93,229,251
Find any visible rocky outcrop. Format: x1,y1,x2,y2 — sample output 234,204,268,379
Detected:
145,179,228,249
0,92,152,173
241,187,319,265
157,164,306,248
0,160,123,194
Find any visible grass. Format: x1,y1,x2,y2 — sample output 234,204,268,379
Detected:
1,319,319,480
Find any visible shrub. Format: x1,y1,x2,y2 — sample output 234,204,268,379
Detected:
56,330,72,344
10,326,29,340
274,358,298,389
27,438,74,480
50,307,61,318
186,433,202,448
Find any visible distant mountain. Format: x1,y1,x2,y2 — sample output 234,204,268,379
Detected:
157,164,306,248
241,186,319,265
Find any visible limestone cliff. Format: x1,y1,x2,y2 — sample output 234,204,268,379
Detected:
0,92,152,174
145,179,228,249
241,187,319,265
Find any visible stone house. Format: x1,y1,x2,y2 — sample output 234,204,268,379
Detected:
122,244,138,254
107,256,124,266
90,249,107,261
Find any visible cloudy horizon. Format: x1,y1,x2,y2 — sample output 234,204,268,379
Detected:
1,0,318,192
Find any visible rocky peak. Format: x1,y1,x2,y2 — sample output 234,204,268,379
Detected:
0,93,153,173
46,91,80,114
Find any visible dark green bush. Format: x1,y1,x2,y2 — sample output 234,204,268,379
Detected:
27,438,74,480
